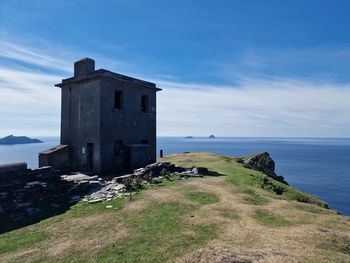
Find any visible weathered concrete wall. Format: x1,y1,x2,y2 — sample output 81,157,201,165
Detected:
60,79,101,173
128,145,151,170
38,145,69,170
54,58,159,175
100,78,157,173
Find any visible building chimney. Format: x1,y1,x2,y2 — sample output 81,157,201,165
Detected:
74,58,95,77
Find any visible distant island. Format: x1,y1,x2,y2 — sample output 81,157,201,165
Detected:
208,134,216,138
0,135,43,145
184,136,193,139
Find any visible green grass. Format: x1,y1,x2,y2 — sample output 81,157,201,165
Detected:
163,153,327,208
94,202,217,263
185,191,219,204
0,228,47,254
252,209,293,227
216,208,240,220
295,204,332,214
241,189,269,205
0,199,217,263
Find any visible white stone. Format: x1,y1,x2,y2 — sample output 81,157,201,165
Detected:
88,199,103,204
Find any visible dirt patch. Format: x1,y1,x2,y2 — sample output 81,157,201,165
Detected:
122,183,192,213
177,245,267,263
45,216,129,257
2,213,130,261
0,248,40,262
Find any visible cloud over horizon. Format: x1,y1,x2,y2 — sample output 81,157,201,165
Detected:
0,38,350,138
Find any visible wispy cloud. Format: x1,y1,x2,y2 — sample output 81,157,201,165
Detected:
0,35,138,136
157,78,350,137
0,38,68,136
0,39,71,73
217,46,350,84
0,38,349,137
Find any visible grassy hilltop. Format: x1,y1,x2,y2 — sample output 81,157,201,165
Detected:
1,152,350,262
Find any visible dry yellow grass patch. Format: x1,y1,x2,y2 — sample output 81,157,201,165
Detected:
164,175,350,262
0,213,129,262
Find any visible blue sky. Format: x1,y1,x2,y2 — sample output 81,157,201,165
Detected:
1,0,350,137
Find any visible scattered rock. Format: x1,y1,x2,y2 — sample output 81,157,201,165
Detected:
81,162,211,204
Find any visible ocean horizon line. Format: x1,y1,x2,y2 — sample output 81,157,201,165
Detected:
28,136,350,140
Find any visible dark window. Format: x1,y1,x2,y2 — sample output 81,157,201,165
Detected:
140,139,148,145
114,140,124,157
141,95,148,113
114,90,123,110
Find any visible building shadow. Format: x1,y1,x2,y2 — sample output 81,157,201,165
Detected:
206,170,225,177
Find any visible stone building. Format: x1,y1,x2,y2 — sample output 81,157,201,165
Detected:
39,58,161,174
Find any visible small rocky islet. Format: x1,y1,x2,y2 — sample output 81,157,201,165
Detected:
0,135,42,145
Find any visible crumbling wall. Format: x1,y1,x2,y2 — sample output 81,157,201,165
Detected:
39,145,69,170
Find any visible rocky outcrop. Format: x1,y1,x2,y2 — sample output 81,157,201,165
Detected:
237,152,288,185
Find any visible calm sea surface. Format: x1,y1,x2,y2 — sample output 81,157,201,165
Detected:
0,137,349,215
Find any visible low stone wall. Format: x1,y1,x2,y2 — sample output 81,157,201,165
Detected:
0,162,28,181
0,163,93,229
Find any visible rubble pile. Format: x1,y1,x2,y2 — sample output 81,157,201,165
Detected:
83,162,208,204
131,162,208,180
0,161,209,228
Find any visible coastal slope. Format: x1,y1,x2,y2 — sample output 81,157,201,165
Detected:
0,152,349,262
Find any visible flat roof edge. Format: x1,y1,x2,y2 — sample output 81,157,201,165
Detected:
55,69,158,90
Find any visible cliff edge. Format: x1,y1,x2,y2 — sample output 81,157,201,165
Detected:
237,152,289,185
